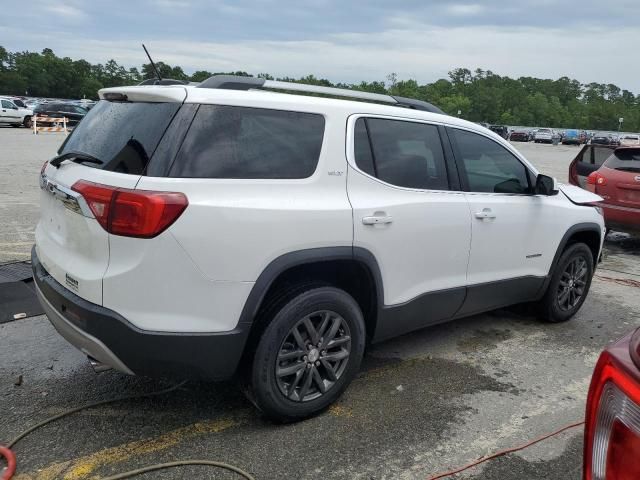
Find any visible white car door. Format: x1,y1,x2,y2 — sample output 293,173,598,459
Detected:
347,116,472,341
446,126,561,315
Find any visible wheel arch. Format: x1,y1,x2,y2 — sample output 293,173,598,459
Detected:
238,247,384,345
556,223,602,266
543,222,602,286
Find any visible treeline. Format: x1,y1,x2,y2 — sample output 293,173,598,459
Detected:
1,46,638,131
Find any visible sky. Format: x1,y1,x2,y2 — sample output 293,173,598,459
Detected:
2,0,640,91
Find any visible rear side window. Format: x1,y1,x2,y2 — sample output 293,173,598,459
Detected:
59,100,180,174
354,118,376,177
578,145,614,167
604,149,640,173
169,105,325,179
353,117,449,190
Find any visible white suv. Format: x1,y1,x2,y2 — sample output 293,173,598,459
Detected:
33,76,605,421
534,128,553,143
0,97,33,127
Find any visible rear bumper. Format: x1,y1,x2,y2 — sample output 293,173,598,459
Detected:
602,203,640,234
32,247,249,380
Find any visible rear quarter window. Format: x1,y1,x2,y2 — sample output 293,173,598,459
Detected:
168,105,325,179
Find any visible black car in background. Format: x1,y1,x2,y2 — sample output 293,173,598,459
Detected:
33,102,88,126
489,125,509,139
592,133,616,145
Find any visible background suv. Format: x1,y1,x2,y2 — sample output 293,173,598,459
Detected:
33,102,88,126
34,76,605,421
534,128,554,143
0,97,33,127
584,147,640,235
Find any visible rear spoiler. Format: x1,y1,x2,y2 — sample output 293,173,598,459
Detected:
98,86,187,103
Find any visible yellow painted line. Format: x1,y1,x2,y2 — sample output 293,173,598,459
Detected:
328,404,353,418
14,416,242,480
0,251,31,257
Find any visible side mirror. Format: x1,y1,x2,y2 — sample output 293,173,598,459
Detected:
11,106,18,110
535,174,559,196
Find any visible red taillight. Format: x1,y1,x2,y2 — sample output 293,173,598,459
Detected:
71,180,188,238
72,180,114,230
584,346,640,480
606,420,640,480
587,172,607,187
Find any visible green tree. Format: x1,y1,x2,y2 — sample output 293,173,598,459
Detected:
0,45,638,128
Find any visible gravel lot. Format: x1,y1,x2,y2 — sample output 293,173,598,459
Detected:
1,127,640,479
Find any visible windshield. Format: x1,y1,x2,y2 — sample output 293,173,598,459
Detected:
604,149,640,173
58,100,180,174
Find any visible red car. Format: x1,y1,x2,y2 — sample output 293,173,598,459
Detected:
570,146,640,234
583,327,640,480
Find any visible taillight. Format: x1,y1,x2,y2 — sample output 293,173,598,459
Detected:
584,341,640,480
71,180,188,238
72,181,114,230
587,172,607,187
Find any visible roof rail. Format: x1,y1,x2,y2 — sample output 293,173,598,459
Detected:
197,75,444,114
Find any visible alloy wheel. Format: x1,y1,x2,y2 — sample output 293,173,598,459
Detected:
557,255,589,311
275,310,351,402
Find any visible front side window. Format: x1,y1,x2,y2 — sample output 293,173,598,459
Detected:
1,100,15,109
169,105,325,179
450,128,531,194
353,117,449,190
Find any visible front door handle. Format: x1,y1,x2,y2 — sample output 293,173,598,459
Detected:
474,208,496,219
362,215,393,225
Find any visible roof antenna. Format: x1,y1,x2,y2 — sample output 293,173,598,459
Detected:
142,43,162,83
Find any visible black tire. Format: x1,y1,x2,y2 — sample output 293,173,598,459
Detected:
538,243,594,323
23,116,32,128
245,286,365,422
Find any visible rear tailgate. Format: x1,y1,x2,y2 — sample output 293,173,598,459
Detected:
35,87,185,305
37,164,139,304
597,149,640,208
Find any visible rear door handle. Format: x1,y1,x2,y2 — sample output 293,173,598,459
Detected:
474,209,496,219
362,215,393,225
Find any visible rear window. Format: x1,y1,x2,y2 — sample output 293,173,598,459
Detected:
58,100,180,174
604,149,640,173
168,105,324,179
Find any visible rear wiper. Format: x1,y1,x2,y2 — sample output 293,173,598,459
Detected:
50,151,103,168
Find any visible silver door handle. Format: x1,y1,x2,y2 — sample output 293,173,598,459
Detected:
474,209,496,219
362,215,393,225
